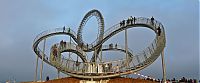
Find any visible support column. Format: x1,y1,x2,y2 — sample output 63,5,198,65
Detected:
57,70,60,79
125,29,128,67
125,29,129,77
40,39,46,81
69,36,71,60
34,55,39,82
100,47,102,62
161,50,166,83
94,47,97,73
94,47,97,62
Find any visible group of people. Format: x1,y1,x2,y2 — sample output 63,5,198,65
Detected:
62,26,70,33
51,42,66,62
150,17,162,36
120,16,162,36
157,26,161,36
174,77,198,83
60,40,67,49
120,16,136,27
135,76,199,83
109,43,118,49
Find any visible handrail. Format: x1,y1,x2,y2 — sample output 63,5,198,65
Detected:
33,27,77,44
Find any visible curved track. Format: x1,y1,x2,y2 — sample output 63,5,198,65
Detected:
33,10,166,79
77,9,104,45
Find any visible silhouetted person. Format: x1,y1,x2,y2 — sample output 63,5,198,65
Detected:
172,78,176,82
120,21,123,27
150,16,154,25
133,17,136,24
76,59,80,66
87,44,89,49
126,18,130,25
157,79,160,82
63,26,65,32
157,26,161,36
63,41,66,48
60,40,63,46
109,43,113,49
180,77,186,82
130,16,133,24
68,28,70,32
46,76,49,81
122,20,125,26
60,40,64,49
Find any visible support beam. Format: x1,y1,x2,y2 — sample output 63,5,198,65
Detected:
125,29,128,67
69,36,71,60
161,50,166,83
100,47,102,62
40,39,46,81
57,70,60,79
94,47,97,62
136,55,140,64
34,55,39,82
125,29,129,77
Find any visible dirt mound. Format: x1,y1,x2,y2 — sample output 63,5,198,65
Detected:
44,77,79,83
108,78,158,83
22,77,158,83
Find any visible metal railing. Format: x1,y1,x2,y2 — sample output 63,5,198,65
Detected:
33,27,77,45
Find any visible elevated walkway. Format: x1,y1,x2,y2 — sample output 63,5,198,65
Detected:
32,9,166,79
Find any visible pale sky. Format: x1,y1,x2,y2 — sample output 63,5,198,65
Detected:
0,0,199,82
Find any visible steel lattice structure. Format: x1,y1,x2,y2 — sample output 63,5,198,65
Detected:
33,9,166,80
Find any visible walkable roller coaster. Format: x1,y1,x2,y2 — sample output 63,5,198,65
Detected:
33,9,166,81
